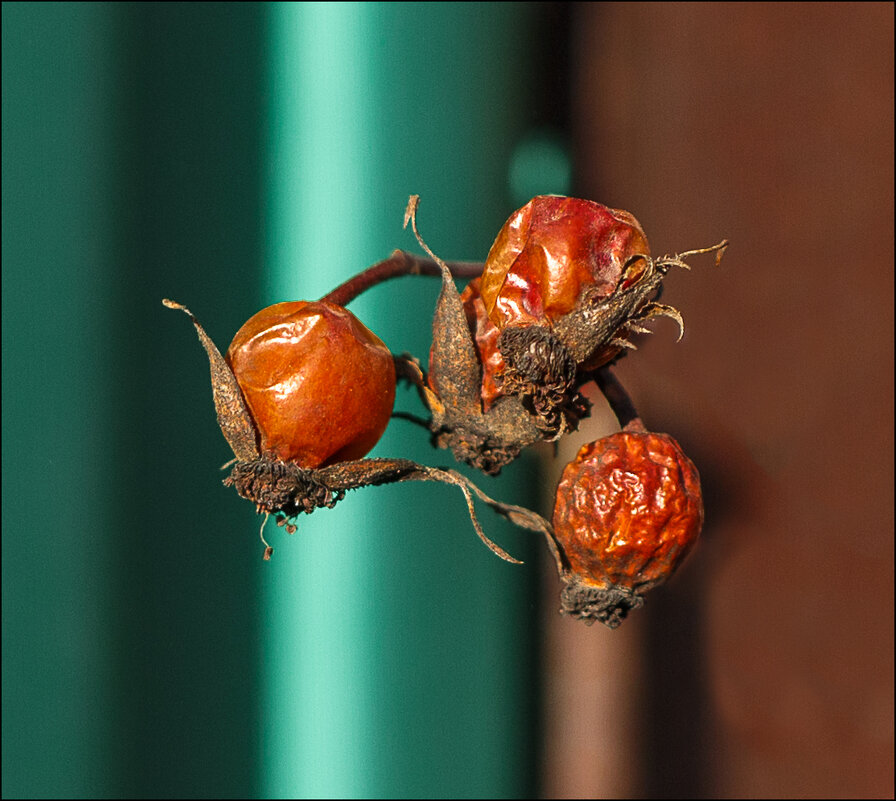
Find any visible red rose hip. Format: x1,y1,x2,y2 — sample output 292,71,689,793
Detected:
551,430,703,626
456,277,505,412
479,195,651,336
470,196,657,439
226,300,396,467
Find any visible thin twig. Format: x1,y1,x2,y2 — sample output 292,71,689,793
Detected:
389,410,432,430
594,366,647,433
320,249,484,308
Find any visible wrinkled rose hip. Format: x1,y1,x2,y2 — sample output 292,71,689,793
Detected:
552,430,703,626
226,300,396,467
465,196,659,440
479,195,651,337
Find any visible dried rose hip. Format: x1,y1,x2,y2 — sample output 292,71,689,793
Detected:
480,195,651,334
164,297,526,563
383,196,724,477
225,301,396,467
404,194,680,474
472,196,684,438
551,430,703,627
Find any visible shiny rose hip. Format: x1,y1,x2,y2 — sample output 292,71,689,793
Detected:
466,196,670,440
480,195,651,336
551,430,703,627
226,300,396,468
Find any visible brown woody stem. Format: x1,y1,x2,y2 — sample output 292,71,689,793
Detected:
320,249,484,308
594,366,647,433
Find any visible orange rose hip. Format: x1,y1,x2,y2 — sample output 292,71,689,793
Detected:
226,301,396,467
552,430,703,626
479,195,651,334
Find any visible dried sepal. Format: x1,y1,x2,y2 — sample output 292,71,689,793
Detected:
636,301,685,341
653,239,729,272
400,197,547,474
457,472,563,572
559,239,728,356
551,252,668,364
163,299,259,461
405,195,482,417
394,350,531,472
412,466,522,564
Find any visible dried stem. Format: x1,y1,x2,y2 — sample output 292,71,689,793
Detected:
320,249,484,308
227,455,533,564
594,366,646,433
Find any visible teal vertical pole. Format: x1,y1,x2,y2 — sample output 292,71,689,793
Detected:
263,5,381,793
5,4,267,797
261,3,543,798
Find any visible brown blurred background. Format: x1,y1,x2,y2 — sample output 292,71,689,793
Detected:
541,3,894,798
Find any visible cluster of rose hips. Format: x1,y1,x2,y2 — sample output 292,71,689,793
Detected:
165,195,726,627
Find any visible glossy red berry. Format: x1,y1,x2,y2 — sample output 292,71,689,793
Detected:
452,196,661,441
480,195,650,347
225,300,396,468
551,430,703,626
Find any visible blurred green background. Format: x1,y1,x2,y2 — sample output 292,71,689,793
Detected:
2,3,571,798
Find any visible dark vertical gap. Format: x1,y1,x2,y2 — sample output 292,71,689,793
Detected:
112,5,266,797
633,413,717,798
640,567,714,798
517,4,574,798
528,2,574,130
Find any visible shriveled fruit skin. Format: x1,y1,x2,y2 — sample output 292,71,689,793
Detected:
226,301,396,468
458,277,505,411
479,195,651,331
552,431,703,594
